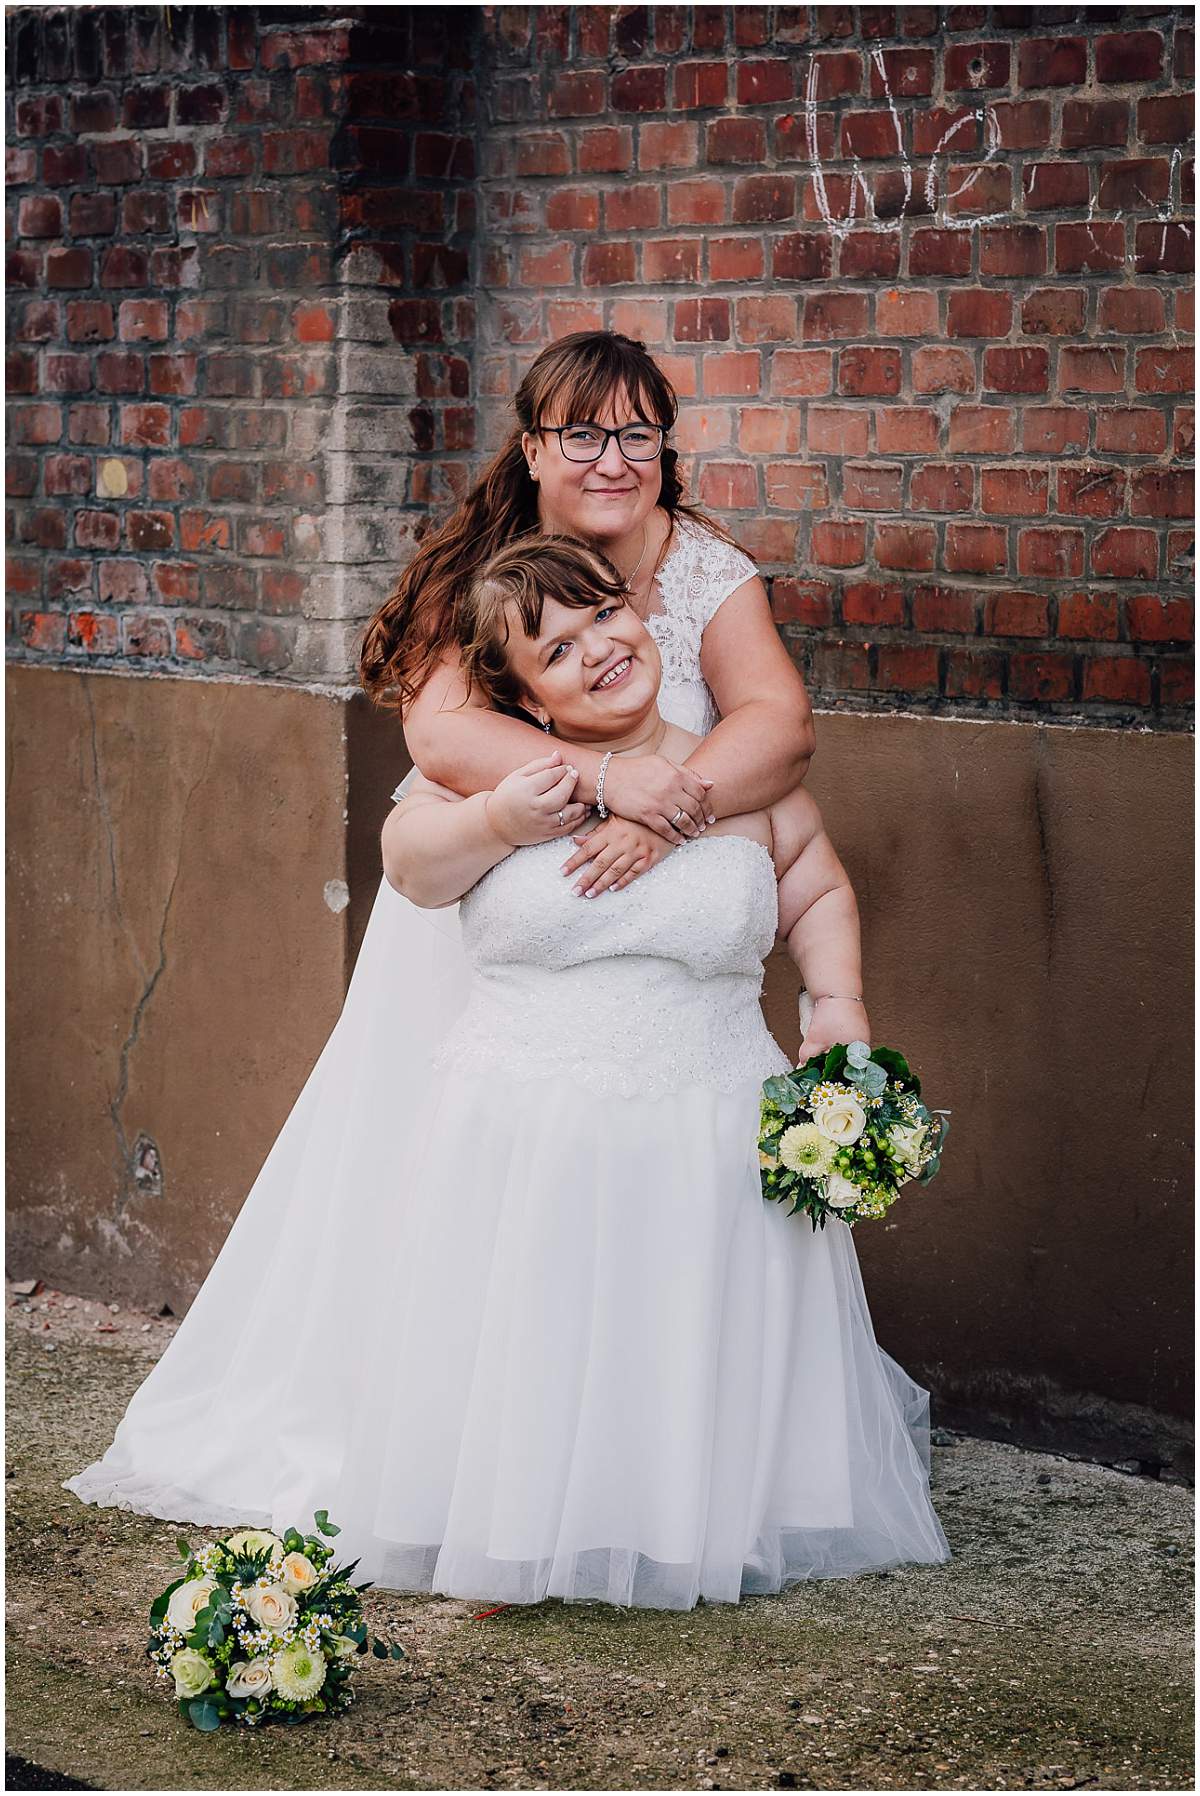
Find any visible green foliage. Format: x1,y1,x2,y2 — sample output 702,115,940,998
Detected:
313,1509,341,1537
188,1698,223,1733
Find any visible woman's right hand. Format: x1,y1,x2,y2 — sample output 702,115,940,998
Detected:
484,753,589,847
599,754,714,843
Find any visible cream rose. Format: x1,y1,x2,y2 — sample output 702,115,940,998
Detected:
825,1171,860,1211
225,1529,284,1564
226,1656,274,1701
170,1648,215,1699
244,1581,298,1633
166,1577,218,1637
279,1551,319,1597
813,1093,867,1145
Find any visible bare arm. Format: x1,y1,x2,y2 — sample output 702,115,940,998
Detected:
382,752,591,908
381,783,513,910
403,657,611,801
403,653,712,840
770,784,870,1053
691,576,817,815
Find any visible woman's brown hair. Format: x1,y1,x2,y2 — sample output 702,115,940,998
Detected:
458,535,629,715
358,330,735,713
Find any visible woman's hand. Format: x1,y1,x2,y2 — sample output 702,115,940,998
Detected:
599,754,715,843
485,752,589,847
561,818,675,898
798,997,872,1062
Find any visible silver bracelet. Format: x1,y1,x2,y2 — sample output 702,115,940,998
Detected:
810,993,865,1004
595,751,614,820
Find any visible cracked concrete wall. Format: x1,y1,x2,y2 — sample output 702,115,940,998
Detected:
5,660,404,1314
6,662,1192,1466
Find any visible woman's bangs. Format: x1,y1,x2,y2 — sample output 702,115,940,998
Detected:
536,360,675,432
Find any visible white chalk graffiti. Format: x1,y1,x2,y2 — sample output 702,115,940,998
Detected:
803,47,1007,233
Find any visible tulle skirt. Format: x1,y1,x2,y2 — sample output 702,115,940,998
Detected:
65,881,950,1611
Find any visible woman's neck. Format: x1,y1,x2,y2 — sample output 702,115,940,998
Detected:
537,505,667,587
552,709,666,758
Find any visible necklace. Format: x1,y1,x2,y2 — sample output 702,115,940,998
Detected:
622,523,648,596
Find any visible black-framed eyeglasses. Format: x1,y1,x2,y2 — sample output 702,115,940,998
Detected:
540,422,666,463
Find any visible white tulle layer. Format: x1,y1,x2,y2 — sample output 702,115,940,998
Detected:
66,893,949,1610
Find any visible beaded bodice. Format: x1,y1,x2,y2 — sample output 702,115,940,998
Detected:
436,834,789,1099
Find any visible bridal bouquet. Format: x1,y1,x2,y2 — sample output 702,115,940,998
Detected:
759,1038,948,1229
148,1510,404,1731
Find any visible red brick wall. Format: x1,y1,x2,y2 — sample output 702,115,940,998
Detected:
5,6,476,679
479,4,1194,725
6,5,1195,725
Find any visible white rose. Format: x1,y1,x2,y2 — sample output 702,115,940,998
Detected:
226,1656,274,1701
244,1581,298,1633
825,1171,860,1211
888,1122,928,1178
812,1093,867,1146
170,1648,215,1698
279,1551,319,1597
329,1633,361,1661
166,1577,218,1636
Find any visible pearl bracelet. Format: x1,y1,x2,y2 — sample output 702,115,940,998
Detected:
595,750,614,820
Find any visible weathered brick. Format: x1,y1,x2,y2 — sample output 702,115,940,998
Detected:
876,407,939,454
1057,466,1127,519
1017,36,1086,88
1091,528,1158,580
981,467,1049,516
874,521,936,571
946,522,1008,575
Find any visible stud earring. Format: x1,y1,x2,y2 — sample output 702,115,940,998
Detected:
540,717,552,733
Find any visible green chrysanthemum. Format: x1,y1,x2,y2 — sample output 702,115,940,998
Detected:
778,1123,836,1177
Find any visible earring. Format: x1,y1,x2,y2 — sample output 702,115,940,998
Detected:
527,465,538,481
540,717,552,732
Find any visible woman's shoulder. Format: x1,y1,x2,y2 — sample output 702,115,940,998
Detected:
666,512,756,584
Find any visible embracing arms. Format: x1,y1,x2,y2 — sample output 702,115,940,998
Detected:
382,753,586,909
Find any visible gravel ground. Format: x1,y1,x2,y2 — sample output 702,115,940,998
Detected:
6,1281,1194,1793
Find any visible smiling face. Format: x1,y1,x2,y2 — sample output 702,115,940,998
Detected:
522,385,666,548
504,592,663,745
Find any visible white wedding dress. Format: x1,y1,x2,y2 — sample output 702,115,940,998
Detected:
65,517,950,1609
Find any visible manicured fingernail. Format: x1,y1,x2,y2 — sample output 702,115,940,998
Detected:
707,814,716,825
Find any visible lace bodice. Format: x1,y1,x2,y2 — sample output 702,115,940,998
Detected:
436,834,789,1098
647,515,757,734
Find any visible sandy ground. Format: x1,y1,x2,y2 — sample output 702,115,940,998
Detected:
5,1280,1194,1792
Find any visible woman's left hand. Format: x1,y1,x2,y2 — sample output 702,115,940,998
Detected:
799,997,872,1061
561,818,674,898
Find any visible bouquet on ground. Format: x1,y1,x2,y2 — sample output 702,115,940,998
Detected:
148,1510,405,1731
759,1036,948,1229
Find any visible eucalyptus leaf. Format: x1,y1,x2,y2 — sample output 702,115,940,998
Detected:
762,1074,801,1114
188,1697,223,1733
176,1537,192,1561
372,1640,388,1659
391,1643,407,1660
314,1509,341,1537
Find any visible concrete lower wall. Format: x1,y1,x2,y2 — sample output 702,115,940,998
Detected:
6,664,1193,1468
